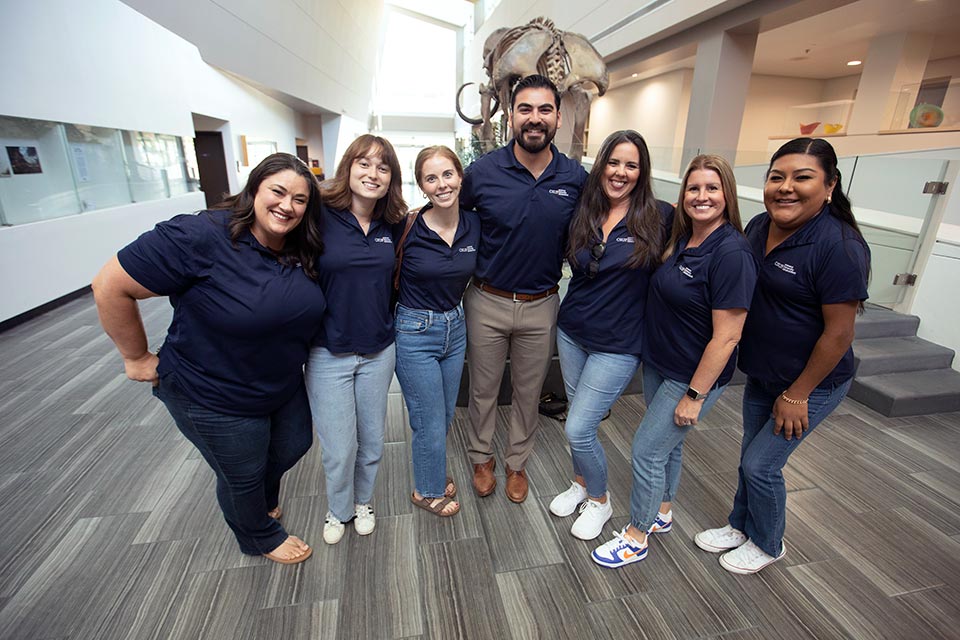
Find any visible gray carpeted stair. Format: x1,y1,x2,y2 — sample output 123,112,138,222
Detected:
849,307,960,417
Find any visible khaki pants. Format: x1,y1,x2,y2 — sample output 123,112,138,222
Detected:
463,284,559,470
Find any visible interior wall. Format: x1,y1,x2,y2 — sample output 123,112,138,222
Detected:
587,69,693,172
736,74,824,164
0,0,307,323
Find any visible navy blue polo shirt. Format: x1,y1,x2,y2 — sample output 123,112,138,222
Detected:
314,204,396,354
397,205,480,311
461,142,587,294
557,201,674,356
738,206,870,388
117,209,327,416
644,222,758,387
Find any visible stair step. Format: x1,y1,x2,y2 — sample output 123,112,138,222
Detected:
855,308,921,339
853,336,955,376
849,368,960,417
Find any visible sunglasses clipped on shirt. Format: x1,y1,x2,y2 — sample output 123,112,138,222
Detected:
587,240,606,279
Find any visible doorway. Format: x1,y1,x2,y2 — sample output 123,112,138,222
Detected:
194,131,230,208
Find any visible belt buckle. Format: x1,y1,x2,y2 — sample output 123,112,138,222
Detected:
512,291,521,303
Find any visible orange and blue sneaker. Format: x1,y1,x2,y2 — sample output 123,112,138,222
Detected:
591,526,648,568
648,510,672,534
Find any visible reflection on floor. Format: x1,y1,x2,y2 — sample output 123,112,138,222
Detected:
1,295,959,639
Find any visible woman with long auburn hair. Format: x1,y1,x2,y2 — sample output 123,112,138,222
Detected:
549,130,674,541
304,134,407,545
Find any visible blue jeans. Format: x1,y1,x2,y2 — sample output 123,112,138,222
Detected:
630,365,725,531
153,375,313,555
729,376,851,556
305,343,396,522
394,304,466,498
556,328,640,498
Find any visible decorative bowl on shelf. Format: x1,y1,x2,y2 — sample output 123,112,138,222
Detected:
824,123,843,134
909,103,944,128
799,122,821,135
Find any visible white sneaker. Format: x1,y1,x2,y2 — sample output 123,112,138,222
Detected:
694,524,747,553
570,494,612,540
354,503,376,536
719,539,786,574
323,511,345,545
549,481,588,517
648,510,673,534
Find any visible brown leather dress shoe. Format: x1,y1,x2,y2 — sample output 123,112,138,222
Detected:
473,459,496,497
506,467,528,503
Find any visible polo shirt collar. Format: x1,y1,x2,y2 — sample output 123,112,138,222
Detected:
414,203,471,244
494,140,561,178
679,221,732,256
762,204,831,251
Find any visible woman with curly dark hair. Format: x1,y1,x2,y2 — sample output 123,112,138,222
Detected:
92,153,325,564
304,134,408,545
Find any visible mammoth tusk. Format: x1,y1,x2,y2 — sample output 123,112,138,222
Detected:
489,95,500,119
456,83,484,126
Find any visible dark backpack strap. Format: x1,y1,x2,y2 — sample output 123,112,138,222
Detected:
393,209,420,291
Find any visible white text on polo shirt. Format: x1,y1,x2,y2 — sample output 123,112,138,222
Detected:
678,265,693,278
458,246,477,253
374,236,393,243
774,261,796,275
548,188,571,197
616,237,635,243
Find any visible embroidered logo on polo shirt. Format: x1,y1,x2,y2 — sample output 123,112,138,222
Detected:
458,246,476,253
616,237,635,243
774,261,796,275
374,236,393,244
548,188,571,197
678,265,693,278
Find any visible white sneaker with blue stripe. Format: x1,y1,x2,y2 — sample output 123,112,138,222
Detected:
648,510,672,534
591,526,648,568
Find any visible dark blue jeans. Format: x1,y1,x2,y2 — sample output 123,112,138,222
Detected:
154,375,314,555
729,376,851,556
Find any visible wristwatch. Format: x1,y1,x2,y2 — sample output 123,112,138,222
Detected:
686,386,707,401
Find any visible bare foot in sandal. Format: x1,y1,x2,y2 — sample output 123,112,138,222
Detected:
263,535,312,564
411,492,460,517
445,478,457,499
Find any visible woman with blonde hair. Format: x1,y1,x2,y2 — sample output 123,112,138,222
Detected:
593,154,758,568
305,134,407,544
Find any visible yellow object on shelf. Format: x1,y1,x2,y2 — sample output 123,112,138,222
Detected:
824,123,843,134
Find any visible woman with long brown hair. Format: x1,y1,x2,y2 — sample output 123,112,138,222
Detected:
304,134,407,544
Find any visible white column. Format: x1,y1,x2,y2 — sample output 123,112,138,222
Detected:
680,29,757,171
846,32,932,135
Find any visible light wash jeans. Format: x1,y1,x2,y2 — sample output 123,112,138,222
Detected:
729,376,851,556
305,343,396,522
394,303,467,498
556,328,641,499
629,365,724,532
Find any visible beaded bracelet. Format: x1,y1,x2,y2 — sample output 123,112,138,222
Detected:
780,393,808,405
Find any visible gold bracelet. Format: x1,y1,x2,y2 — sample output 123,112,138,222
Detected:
780,393,808,405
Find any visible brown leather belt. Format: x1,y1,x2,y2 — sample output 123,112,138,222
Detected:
473,280,559,302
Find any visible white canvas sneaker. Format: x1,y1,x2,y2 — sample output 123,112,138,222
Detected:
570,494,612,540
719,539,786,575
549,481,588,517
354,503,376,536
323,511,345,545
694,524,748,553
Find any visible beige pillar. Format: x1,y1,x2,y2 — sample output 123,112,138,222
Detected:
680,29,757,171
847,32,932,134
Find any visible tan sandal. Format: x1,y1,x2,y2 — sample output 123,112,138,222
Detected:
445,477,457,499
263,536,312,565
411,493,460,517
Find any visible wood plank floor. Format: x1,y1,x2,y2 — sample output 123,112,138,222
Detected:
1,294,959,639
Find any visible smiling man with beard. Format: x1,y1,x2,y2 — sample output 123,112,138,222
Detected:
460,74,588,503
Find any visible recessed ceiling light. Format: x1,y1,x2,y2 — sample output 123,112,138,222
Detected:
631,73,638,78
847,60,862,66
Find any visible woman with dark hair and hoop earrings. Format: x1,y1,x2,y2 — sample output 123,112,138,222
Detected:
394,146,480,518
305,134,407,545
92,153,325,565
548,130,674,541
591,154,758,568
695,137,870,575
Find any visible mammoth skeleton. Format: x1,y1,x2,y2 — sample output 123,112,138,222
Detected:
456,17,609,163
